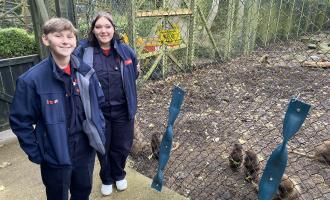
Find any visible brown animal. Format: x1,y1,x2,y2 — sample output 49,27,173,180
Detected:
315,140,330,164
259,54,270,65
130,121,149,157
244,150,260,183
151,133,161,160
229,143,243,171
289,140,330,165
272,174,300,200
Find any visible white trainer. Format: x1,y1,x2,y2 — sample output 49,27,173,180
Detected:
101,184,113,196
115,179,128,191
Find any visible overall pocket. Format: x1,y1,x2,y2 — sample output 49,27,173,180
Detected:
40,92,65,124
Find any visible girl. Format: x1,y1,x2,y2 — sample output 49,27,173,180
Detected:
75,12,139,196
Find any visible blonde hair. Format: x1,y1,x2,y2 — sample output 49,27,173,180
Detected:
42,18,78,36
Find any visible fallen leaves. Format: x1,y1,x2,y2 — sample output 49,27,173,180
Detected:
0,162,11,169
239,138,247,144
172,142,180,151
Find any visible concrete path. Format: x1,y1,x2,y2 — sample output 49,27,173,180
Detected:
0,131,187,200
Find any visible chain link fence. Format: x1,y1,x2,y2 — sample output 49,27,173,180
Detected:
1,0,330,199
0,0,32,31
128,1,330,200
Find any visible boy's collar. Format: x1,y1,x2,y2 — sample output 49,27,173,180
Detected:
49,54,83,79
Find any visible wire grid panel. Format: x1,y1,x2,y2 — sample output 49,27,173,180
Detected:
134,39,330,200
1,0,329,199
73,0,130,39
132,0,330,199
0,0,33,31
134,0,194,81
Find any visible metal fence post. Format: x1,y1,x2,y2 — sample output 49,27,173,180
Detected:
187,0,196,68
28,0,49,59
128,0,137,51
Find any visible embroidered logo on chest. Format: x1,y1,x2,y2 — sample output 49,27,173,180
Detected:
46,99,59,105
124,59,132,65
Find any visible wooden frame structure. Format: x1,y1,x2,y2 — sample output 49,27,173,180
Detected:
24,0,330,78
128,0,197,82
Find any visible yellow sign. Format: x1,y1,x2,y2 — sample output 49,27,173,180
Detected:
157,24,181,46
123,24,182,52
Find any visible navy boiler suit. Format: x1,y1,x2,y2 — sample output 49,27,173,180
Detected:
9,55,105,200
94,47,134,185
40,64,95,200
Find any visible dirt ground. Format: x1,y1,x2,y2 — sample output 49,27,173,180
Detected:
131,34,330,200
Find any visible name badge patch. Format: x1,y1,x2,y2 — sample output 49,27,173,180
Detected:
124,59,132,65
46,99,59,105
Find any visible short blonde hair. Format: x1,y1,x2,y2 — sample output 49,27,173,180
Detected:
42,18,78,36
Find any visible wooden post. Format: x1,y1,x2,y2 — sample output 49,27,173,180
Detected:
67,0,76,26
187,0,196,68
161,0,168,77
34,0,49,23
196,5,220,57
28,0,49,59
54,0,61,17
22,0,29,31
54,0,76,25
128,0,137,50
142,54,163,81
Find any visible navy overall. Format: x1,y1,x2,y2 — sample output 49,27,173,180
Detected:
40,64,96,200
9,54,105,200
93,47,134,185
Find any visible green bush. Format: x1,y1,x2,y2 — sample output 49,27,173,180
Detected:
0,28,37,59
78,22,89,40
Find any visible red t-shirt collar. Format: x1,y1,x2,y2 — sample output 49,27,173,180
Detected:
101,48,111,56
62,64,71,75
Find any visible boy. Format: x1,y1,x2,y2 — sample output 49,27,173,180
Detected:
9,18,105,200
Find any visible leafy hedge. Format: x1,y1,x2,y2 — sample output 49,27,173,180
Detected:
78,22,89,39
0,28,37,59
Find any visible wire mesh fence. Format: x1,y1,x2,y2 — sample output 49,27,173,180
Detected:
1,0,330,199
134,42,330,199
0,0,32,31
127,0,330,200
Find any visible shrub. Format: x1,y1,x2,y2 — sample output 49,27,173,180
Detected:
78,22,89,40
0,28,37,59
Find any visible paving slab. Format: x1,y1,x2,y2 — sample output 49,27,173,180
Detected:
0,131,187,200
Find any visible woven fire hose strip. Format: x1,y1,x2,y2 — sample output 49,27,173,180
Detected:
151,85,185,192
259,98,311,200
